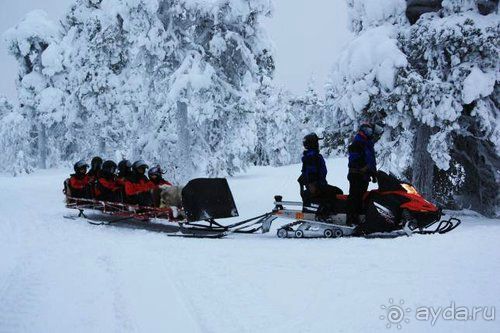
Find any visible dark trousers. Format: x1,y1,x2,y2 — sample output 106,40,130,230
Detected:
348,173,369,218
301,183,343,215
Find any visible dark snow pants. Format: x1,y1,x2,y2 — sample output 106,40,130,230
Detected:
347,173,369,223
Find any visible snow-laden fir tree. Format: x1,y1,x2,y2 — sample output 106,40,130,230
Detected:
4,10,66,169
142,0,275,181
4,0,275,182
253,79,304,166
326,0,499,215
0,96,33,175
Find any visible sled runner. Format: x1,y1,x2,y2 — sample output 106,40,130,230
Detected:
269,171,461,239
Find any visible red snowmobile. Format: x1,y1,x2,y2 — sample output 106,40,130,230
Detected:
271,171,461,238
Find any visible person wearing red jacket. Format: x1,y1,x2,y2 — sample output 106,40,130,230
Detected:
124,160,155,206
95,160,123,202
148,166,173,187
68,160,91,199
148,165,173,207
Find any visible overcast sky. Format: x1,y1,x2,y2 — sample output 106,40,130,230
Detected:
0,0,351,101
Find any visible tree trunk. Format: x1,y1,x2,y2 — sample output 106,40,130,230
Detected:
38,123,47,169
176,101,191,182
452,134,500,217
99,138,106,156
411,124,434,200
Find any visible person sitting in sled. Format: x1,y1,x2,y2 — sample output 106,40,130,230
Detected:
67,160,91,199
87,156,103,181
148,165,173,207
117,159,132,181
347,121,384,226
95,160,123,203
298,133,342,218
148,166,173,187
87,156,103,198
124,160,155,206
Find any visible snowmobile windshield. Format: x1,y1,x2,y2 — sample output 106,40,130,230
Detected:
376,171,406,192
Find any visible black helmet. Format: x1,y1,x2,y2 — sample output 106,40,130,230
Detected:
74,160,89,172
90,156,103,170
118,159,131,171
132,160,149,170
102,160,117,174
148,165,164,177
303,133,323,150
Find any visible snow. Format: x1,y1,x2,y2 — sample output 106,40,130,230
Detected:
38,87,65,124
347,0,407,33
1,158,499,332
462,67,496,104
41,43,64,76
331,24,408,116
3,10,59,56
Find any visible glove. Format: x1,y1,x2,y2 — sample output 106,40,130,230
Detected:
371,175,377,183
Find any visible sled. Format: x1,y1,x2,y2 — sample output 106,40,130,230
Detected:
64,178,251,238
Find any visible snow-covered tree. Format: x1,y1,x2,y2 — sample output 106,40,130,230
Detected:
144,0,275,181
326,0,499,215
0,96,33,175
253,80,303,166
4,10,66,169
4,0,275,182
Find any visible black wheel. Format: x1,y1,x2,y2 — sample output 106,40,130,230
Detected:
295,230,304,238
277,228,288,238
333,228,343,238
323,229,334,238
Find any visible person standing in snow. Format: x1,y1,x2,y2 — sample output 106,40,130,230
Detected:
347,122,384,225
67,160,91,199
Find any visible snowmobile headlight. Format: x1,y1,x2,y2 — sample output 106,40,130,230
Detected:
402,184,418,195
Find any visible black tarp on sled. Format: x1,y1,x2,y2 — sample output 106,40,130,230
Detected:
182,178,239,222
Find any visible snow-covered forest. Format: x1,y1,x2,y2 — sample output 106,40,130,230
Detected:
0,0,499,216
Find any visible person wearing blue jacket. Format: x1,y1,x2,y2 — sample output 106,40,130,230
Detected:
347,122,384,225
300,133,328,189
298,133,342,217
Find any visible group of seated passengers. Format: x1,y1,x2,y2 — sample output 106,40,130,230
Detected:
67,156,172,207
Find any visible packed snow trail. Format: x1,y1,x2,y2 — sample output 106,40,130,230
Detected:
0,158,499,333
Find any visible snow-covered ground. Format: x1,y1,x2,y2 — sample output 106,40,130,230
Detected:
0,158,499,332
